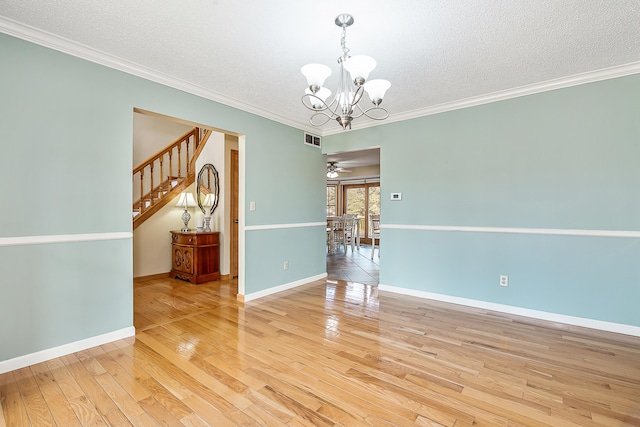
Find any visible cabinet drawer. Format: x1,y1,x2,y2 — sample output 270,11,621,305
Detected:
172,233,196,245
171,232,219,246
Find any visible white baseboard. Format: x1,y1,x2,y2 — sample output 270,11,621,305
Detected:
378,284,640,337
243,273,328,303
0,326,135,374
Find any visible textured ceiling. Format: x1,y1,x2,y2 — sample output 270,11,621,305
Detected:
1,0,639,138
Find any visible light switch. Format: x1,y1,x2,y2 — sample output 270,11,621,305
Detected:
250,201,256,211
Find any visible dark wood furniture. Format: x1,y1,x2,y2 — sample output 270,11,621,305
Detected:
170,231,220,284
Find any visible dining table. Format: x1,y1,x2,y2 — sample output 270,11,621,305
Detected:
326,215,361,253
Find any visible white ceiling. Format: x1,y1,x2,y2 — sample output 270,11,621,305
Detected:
1,0,639,140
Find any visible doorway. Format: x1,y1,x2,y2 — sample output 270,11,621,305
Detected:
132,109,243,288
325,147,380,286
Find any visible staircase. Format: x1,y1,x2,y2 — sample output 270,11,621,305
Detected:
133,127,212,229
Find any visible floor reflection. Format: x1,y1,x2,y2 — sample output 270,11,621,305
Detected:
326,244,379,286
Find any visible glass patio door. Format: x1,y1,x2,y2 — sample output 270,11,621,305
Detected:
343,183,380,245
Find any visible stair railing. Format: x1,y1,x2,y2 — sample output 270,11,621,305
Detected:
132,127,211,229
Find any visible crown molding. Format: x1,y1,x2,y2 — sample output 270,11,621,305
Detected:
322,61,640,136
0,16,314,133
3,17,638,138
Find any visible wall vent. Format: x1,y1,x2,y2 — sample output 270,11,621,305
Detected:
304,132,321,148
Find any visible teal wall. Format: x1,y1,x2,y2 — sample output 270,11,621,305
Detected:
324,74,640,327
0,33,326,361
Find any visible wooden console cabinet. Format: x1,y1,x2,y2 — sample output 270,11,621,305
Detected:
170,231,220,284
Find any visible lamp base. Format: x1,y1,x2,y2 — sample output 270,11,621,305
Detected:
203,216,212,232
181,209,191,232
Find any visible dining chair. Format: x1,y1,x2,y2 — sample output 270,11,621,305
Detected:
327,217,345,253
370,214,380,259
342,214,358,252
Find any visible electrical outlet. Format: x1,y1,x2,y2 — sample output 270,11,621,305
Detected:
283,261,289,270
500,275,508,287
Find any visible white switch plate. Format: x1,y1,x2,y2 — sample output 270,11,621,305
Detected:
283,261,289,270
500,275,509,287
250,201,256,211
390,192,402,201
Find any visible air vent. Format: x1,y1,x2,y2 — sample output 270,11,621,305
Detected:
304,132,321,148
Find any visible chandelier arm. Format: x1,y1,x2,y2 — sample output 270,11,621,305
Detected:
309,111,335,126
349,103,366,119
301,93,330,112
350,85,366,108
361,106,390,121
325,95,349,120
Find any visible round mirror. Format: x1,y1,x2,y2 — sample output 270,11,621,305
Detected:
196,164,219,219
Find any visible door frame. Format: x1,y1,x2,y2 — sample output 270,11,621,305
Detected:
230,149,239,278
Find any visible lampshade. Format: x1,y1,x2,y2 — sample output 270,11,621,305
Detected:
301,63,332,88
305,87,332,109
176,192,197,208
343,55,376,82
364,79,391,104
202,193,216,207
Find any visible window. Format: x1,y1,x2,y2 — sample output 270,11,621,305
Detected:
343,182,380,243
326,185,337,216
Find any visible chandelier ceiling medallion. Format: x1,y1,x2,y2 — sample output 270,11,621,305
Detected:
301,14,391,130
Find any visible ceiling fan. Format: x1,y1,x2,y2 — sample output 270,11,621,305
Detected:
327,161,351,178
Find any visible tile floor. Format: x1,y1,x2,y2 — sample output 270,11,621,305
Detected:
326,244,379,286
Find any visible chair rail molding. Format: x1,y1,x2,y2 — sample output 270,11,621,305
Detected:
0,232,133,247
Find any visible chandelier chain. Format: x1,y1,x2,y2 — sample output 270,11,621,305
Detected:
340,26,349,60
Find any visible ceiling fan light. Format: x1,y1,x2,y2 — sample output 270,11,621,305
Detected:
301,63,332,89
327,170,339,178
344,55,376,83
364,79,391,105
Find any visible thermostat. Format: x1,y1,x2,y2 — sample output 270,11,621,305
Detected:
390,192,402,201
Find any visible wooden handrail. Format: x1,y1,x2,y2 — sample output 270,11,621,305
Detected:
133,128,196,176
132,127,212,229
189,128,212,174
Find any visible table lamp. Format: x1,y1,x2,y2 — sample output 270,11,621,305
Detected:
176,192,197,231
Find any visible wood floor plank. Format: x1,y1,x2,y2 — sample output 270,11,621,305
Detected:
180,394,237,426
67,395,108,426
3,277,640,426
61,353,120,417
135,331,253,411
137,395,184,427
93,372,146,421
0,372,30,427
138,376,194,421
14,367,56,426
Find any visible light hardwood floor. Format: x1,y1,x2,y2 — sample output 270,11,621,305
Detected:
2,277,640,426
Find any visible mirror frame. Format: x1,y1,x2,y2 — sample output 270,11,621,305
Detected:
196,163,220,216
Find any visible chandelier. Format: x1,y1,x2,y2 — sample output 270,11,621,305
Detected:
301,14,391,130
